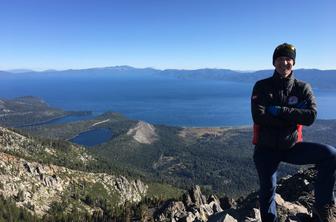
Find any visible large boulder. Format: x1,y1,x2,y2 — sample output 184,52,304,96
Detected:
157,200,187,221
157,185,228,222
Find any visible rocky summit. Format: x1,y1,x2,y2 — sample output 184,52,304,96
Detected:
154,168,320,222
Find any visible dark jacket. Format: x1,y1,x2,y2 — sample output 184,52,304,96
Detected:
251,71,317,150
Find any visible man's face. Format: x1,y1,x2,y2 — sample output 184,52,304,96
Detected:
274,56,294,78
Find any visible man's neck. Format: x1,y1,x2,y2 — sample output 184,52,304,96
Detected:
275,70,293,79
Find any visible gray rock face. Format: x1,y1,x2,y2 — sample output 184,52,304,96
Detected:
0,127,148,216
127,121,158,144
113,176,148,203
184,185,208,208
277,169,316,210
0,151,148,216
222,214,237,222
157,185,224,222
156,169,322,222
219,196,237,210
236,168,320,222
158,201,187,221
208,212,238,222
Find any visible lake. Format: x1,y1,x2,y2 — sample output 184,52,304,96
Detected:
1,73,335,127
69,128,112,147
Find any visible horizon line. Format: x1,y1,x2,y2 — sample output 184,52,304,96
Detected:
2,65,336,73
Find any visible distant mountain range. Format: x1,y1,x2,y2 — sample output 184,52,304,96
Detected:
1,66,336,89
159,68,336,89
5,69,35,73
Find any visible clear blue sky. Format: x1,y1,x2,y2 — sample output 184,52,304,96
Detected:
1,0,335,71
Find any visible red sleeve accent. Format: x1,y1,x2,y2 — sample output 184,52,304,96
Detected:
252,124,260,145
297,124,303,142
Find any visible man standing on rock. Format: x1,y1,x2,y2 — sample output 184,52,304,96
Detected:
251,43,336,222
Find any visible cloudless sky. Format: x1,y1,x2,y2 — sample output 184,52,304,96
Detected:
0,0,335,71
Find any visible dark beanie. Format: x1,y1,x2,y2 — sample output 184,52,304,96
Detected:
272,43,296,65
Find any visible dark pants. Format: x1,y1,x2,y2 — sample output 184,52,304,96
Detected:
253,142,336,222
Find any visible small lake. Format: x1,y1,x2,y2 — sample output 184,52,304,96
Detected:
69,128,112,147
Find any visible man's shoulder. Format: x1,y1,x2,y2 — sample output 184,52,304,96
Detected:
294,78,308,85
294,78,311,89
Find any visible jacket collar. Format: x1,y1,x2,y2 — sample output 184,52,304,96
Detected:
273,70,294,85
272,70,295,90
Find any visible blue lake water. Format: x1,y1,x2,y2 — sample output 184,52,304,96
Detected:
1,74,335,127
69,128,112,147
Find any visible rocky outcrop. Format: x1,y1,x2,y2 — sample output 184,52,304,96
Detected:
156,185,224,221
155,169,320,221
127,121,158,144
113,175,148,203
226,169,317,222
0,127,148,217
0,151,148,216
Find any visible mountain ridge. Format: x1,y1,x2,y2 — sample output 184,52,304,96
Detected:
2,66,336,73
2,66,335,89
